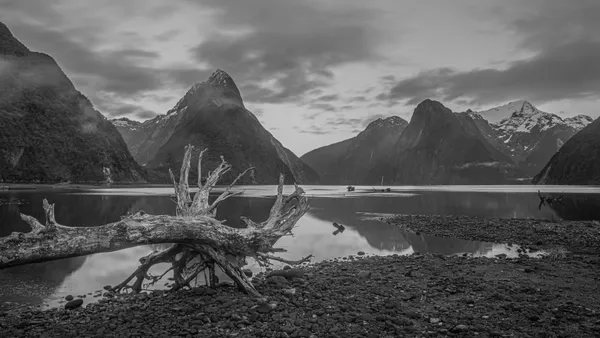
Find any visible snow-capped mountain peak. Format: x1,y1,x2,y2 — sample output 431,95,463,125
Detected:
477,100,593,136
478,100,539,124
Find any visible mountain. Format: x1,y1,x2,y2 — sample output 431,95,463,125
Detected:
455,111,513,160
300,116,409,184
111,69,318,184
468,101,592,176
533,117,600,185
366,100,514,185
0,22,145,183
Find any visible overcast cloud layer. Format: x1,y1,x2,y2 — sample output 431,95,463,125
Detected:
378,0,600,108
0,0,599,155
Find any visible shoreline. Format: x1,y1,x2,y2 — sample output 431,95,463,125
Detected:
382,214,600,255
1,214,599,337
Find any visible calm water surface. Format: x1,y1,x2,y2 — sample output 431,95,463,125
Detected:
1,184,599,309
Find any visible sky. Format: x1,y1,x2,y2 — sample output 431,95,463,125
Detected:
1,0,599,156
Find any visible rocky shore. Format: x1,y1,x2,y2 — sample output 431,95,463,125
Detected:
1,215,599,337
384,214,600,255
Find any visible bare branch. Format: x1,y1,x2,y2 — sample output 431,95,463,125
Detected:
20,214,45,233
172,262,207,291
197,148,208,188
42,199,57,228
261,174,285,229
208,166,254,214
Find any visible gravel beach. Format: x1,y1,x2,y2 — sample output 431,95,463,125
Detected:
1,215,599,338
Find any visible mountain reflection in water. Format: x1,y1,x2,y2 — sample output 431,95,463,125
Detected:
1,185,599,308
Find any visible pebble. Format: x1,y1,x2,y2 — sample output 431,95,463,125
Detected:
452,324,469,332
357,270,371,278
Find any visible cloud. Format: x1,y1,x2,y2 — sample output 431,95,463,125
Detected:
377,0,600,108
327,116,363,128
94,99,157,119
186,0,385,104
299,125,330,135
154,29,180,42
108,49,160,60
307,103,338,112
8,22,162,94
503,0,600,52
2,17,210,118
363,87,375,94
380,75,395,83
142,94,177,103
316,94,339,102
346,95,368,103
6,21,177,95
380,40,600,107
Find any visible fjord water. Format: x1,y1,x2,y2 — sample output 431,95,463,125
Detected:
1,185,600,309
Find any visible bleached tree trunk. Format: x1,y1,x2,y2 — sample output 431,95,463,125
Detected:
0,145,312,296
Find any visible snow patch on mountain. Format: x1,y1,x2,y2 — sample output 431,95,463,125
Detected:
478,100,536,124
565,115,594,130
477,101,592,136
466,109,484,121
110,117,142,130
366,116,407,129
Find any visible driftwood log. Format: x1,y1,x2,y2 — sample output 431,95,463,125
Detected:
0,145,312,296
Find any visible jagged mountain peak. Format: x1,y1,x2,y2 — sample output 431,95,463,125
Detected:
188,69,237,91
506,100,539,119
0,21,30,56
464,109,484,120
207,69,235,87
478,100,541,124
174,68,244,112
163,69,244,117
365,116,407,130
564,114,594,129
112,117,134,122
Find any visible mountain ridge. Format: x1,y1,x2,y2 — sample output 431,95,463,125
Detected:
533,116,600,185
300,116,409,184
0,21,146,183
112,69,318,184
465,100,592,176
367,99,513,185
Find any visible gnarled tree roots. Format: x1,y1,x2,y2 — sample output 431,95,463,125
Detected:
0,144,312,297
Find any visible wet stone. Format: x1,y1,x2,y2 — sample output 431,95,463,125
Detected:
64,299,83,310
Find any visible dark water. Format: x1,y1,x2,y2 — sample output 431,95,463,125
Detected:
1,185,599,309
